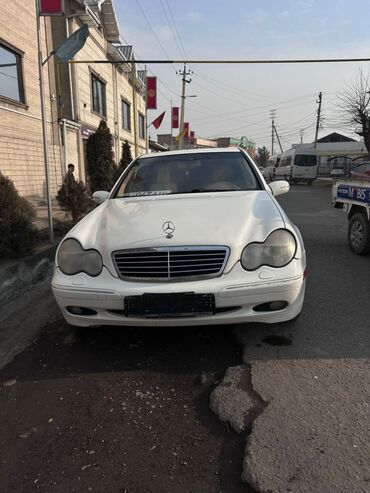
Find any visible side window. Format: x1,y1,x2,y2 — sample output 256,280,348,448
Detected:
122,99,131,131
138,112,145,139
91,73,106,117
0,42,25,104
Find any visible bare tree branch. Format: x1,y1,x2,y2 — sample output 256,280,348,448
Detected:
337,69,370,154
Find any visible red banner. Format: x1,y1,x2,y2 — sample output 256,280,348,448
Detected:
184,122,189,139
146,76,157,110
39,0,64,15
190,131,195,144
171,107,179,129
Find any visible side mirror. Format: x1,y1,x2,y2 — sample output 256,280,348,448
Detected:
269,180,290,197
92,190,110,205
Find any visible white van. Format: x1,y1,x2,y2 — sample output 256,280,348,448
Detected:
274,148,318,185
263,154,281,181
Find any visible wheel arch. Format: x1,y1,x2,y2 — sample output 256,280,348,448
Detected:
347,204,370,221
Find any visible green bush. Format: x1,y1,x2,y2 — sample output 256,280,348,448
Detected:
0,172,37,257
56,179,92,222
86,120,117,192
114,140,133,182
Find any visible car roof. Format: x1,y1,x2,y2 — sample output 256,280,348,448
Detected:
139,147,242,159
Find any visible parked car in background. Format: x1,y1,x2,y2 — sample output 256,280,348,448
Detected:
350,161,370,181
52,148,306,328
329,156,355,178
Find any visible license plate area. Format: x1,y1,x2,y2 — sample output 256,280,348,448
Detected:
124,292,216,318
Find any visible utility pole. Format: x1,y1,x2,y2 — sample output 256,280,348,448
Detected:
274,125,283,153
131,54,139,157
314,91,322,148
177,63,192,150
270,109,276,155
36,0,53,243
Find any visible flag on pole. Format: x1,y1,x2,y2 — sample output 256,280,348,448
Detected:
52,24,89,63
171,107,179,129
175,129,185,141
146,76,157,109
184,122,189,139
150,111,165,129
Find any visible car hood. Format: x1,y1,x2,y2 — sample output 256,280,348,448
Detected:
65,191,287,275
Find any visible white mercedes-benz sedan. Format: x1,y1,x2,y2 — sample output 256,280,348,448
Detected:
52,148,306,327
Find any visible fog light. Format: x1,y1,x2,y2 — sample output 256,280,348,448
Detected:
269,301,287,310
253,301,288,312
67,306,97,316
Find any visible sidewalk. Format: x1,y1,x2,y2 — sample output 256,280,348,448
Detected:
27,197,69,231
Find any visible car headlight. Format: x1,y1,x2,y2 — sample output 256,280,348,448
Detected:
57,239,103,276
241,229,297,271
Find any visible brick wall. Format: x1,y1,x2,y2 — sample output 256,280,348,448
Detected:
0,1,62,198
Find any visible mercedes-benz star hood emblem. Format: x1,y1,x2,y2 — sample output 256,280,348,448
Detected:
162,221,175,238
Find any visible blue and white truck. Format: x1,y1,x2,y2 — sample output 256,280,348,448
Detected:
332,178,370,254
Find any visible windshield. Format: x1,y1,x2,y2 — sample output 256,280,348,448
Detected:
114,152,261,198
294,154,317,167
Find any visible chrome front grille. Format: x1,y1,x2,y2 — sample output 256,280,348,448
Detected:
112,246,230,281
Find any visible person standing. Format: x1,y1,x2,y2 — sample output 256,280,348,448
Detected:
64,163,76,187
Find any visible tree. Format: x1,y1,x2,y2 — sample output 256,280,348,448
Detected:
114,140,133,182
86,120,117,192
256,146,270,166
56,179,92,222
339,70,370,156
0,172,37,257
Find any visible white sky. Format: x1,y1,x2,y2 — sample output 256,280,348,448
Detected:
115,0,370,151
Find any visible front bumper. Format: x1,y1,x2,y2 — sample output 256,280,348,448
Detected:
51,260,306,327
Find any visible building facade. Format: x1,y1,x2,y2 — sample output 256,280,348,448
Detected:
157,134,217,151
0,1,61,197
0,0,147,198
156,134,256,156
216,136,257,158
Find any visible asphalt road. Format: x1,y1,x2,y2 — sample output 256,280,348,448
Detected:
0,182,369,493
237,182,370,492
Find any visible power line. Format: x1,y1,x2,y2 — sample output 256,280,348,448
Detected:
70,56,370,65
134,0,174,67
164,0,188,60
159,0,185,59
191,97,317,125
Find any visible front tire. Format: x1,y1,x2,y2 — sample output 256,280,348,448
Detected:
307,180,313,186
348,213,370,254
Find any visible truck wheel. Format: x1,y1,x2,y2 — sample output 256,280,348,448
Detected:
348,213,370,255
307,180,312,186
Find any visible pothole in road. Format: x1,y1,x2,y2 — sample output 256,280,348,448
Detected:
262,335,292,346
